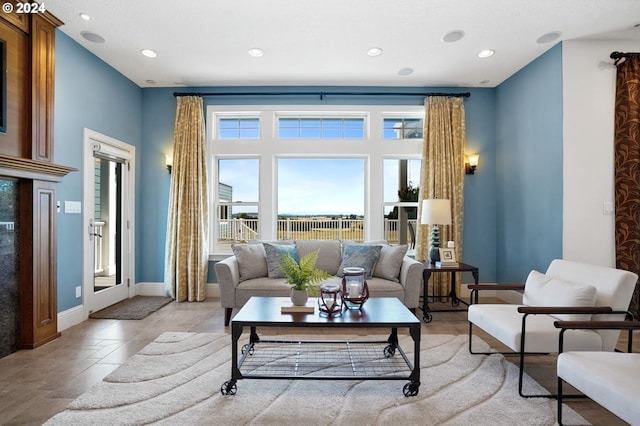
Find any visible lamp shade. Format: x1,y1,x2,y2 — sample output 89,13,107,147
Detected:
421,199,452,225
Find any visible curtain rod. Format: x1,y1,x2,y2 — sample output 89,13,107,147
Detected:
173,91,471,100
610,51,639,65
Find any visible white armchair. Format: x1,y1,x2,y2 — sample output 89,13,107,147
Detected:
555,319,640,425
467,259,637,397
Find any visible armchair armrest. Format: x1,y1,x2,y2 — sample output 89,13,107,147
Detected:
518,306,613,315
468,283,524,304
553,320,640,330
468,284,525,291
554,319,640,353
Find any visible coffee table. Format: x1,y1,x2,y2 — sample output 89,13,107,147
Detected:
221,296,421,397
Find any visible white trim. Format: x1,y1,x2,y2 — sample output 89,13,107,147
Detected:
82,129,136,319
57,305,85,331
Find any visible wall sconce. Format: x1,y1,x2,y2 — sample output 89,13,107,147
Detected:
465,154,479,175
165,154,173,174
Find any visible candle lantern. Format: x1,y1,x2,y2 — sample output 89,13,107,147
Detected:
342,267,369,309
318,283,342,316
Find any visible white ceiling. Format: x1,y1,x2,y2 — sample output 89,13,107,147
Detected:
46,0,640,89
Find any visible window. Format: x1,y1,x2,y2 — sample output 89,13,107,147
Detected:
383,159,421,247
218,117,260,139
278,117,365,139
208,105,424,256
383,117,423,139
215,158,260,251
277,158,365,241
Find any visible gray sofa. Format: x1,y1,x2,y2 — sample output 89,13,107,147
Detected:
214,239,423,325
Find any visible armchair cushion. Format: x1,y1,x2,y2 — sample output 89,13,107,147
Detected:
231,243,268,282
558,352,640,425
263,243,299,279
522,270,597,321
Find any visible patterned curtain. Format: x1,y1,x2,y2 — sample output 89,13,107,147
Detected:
164,96,209,302
417,96,466,295
614,53,640,319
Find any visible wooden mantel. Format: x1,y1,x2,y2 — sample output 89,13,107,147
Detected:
0,154,76,182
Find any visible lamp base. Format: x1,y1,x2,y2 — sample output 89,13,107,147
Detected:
428,225,441,263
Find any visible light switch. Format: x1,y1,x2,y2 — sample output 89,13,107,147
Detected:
65,201,82,214
603,201,614,215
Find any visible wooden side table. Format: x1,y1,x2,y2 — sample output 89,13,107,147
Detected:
421,262,479,323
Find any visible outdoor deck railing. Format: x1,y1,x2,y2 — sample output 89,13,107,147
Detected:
216,218,417,245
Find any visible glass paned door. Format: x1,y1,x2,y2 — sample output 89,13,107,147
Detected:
92,157,122,293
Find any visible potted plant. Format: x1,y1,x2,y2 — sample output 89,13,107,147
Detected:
279,249,331,305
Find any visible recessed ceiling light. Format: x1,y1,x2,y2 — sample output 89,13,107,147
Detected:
477,49,495,58
145,80,156,85
248,48,264,57
80,31,105,44
479,80,490,85
536,31,561,44
140,49,158,58
367,47,383,57
398,67,413,76
442,30,465,43
79,13,92,21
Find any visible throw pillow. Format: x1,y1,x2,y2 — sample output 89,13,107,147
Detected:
373,244,408,282
231,243,268,282
337,244,382,278
263,243,299,279
295,240,342,276
523,270,598,321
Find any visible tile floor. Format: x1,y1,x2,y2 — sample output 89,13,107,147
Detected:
0,298,634,425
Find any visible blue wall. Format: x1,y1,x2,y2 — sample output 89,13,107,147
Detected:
494,44,563,282
54,32,142,311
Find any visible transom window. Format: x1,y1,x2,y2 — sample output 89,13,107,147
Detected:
383,117,424,139
218,117,260,139
278,117,365,139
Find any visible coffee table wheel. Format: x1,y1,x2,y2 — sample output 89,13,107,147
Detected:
220,380,237,396
403,381,420,397
241,343,254,355
383,344,396,358
423,311,432,323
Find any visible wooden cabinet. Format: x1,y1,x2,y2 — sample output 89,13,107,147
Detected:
0,7,72,351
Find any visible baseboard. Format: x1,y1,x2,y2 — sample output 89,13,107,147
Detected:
57,305,85,332
134,282,220,298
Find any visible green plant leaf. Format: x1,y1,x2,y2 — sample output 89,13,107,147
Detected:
279,249,331,292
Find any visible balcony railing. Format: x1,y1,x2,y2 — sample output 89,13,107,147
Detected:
216,218,417,245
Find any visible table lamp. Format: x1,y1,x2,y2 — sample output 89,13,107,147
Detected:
421,199,452,263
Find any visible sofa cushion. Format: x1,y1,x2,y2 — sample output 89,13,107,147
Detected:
231,243,268,282
264,243,299,279
523,270,598,321
295,240,342,275
373,244,408,282
338,243,382,278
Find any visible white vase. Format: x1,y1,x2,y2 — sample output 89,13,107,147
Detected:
290,289,308,306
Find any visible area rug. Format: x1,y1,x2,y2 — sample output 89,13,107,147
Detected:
89,296,173,320
44,332,588,425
